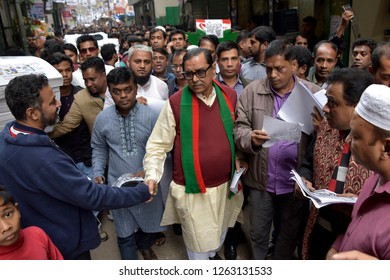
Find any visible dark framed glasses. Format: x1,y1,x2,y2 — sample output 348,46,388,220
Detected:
79,46,98,54
182,65,211,80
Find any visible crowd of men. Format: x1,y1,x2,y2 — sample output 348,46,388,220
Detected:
1,10,390,261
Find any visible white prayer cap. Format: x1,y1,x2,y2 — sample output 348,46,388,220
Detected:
355,84,390,131
186,45,199,50
155,26,166,34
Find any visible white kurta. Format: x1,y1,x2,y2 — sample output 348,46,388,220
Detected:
144,95,243,252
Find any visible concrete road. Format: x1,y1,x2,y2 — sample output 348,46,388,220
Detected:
91,210,252,260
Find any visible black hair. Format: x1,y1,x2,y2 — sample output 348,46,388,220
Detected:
46,52,74,71
100,43,117,62
169,29,186,42
183,48,213,69
5,74,48,120
172,48,187,59
249,26,276,44
0,186,16,206
63,43,78,55
153,47,169,59
106,67,135,87
352,38,377,53
40,40,65,61
216,40,239,58
294,33,308,43
80,56,105,74
236,30,250,45
326,68,373,106
127,35,143,46
371,41,390,72
198,35,219,49
76,34,98,51
303,16,317,26
293,45,312,68
264,39,295,62
150,28,167,39
313,40,338,57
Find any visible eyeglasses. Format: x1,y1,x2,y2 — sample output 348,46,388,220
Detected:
170,64,182,70
111,87,134,95
79,46,98,54
182,65,211,80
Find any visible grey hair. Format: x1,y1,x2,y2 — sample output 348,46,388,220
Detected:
127,44,153,60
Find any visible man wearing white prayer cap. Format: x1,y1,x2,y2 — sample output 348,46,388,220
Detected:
326,84,390,260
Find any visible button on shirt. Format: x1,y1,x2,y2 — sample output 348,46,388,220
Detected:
267,88,298,195
332,174,390,259
217,75,244,97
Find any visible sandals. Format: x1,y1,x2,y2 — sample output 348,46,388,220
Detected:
140,248,158,260
154,232,166,246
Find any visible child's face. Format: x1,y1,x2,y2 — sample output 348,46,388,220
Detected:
0,199,21,247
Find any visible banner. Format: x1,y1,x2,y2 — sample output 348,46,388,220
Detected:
195,19,231,38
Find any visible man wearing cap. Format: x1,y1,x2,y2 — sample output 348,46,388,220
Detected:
326,84,390,260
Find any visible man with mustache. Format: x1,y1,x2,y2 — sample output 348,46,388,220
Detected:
327,84,390,260
307,41,338,88
234,40,320,260
144,48,246,260
298,68,373,259
241,26,275,81
0,74,152,259
49,57,109,137
48,56,111,242
47,53,92,180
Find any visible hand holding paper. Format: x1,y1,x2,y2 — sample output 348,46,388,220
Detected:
262,115,302,148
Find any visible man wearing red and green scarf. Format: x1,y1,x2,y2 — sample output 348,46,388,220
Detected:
144,48,247,260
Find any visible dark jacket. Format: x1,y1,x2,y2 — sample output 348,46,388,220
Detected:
0,121,150,259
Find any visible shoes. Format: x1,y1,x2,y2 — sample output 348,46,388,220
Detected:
172,223,182,236
209,253,222,260
99,230,109,242
140,248,158,260
107,211,114,221
154,232,166,246
224,244,237,260
266,242,275,259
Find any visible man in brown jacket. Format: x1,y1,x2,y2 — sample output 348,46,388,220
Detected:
234,39,321,259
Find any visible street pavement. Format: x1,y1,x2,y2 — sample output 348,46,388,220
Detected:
91,210,252,260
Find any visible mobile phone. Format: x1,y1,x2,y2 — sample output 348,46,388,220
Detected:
342,4,352,11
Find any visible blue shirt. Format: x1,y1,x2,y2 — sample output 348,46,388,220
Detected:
240,57,267,81
217,75,244,97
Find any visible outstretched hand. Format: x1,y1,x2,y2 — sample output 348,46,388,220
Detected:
145,179,157,203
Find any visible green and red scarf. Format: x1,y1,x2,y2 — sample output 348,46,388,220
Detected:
180,80,235,194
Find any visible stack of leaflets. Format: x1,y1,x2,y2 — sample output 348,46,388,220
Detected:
290,169,357,208
112,173,145,188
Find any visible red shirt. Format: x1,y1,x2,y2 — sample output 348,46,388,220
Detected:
0,226,63,260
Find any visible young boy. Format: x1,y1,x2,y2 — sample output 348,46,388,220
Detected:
0,186,63,260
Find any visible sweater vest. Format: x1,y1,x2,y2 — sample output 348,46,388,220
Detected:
169,85,237,188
